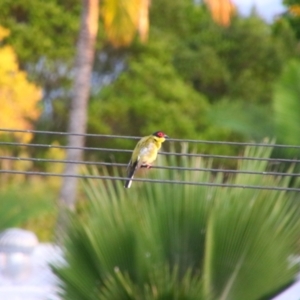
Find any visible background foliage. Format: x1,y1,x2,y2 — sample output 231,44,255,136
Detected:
1,1,300,297
1,0,299,152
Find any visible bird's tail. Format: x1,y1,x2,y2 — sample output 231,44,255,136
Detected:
124,161,138,188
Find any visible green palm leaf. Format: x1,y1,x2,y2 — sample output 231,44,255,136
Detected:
54,144,300,299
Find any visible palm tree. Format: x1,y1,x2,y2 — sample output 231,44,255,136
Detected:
54,145,300,299
58,0,150,234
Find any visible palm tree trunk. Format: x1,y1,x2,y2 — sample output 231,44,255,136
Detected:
56,0,99,238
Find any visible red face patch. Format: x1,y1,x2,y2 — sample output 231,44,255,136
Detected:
153,131,165,138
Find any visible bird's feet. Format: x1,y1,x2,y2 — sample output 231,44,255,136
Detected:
141,164,152,169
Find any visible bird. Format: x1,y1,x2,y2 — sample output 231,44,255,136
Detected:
124,131,169,188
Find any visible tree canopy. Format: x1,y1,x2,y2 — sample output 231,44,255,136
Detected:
85,1,299,155
0,0,299,152
0,0,80,63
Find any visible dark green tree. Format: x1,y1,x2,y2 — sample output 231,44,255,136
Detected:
172,8,297,105
282,0,300,39
0,0,81,63
87,39,209,151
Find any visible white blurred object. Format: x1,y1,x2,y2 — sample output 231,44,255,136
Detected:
0,228,38,282
0,228,63,300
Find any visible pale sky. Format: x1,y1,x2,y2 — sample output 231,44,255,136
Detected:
233,0,285,22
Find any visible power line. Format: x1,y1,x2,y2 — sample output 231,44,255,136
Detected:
0,141,131,153
0,128,140,140
1,170,299,192
1,141,300,163
1,155,300,177
1,129,299,192
1,128,300,149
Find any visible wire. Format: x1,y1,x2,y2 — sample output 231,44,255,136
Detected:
0,128,140,140
1,170,299,192
1,155,300,177
0,141,131,153
1,141,300,163
1,129,299,193
1,128,300,149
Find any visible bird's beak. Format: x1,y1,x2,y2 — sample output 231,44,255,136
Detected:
164,134,169,138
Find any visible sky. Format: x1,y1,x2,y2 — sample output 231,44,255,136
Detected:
233,0,285,22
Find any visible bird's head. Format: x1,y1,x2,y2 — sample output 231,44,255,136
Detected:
152,131,169,142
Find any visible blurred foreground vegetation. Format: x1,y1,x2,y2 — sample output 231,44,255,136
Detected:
54,145,300,300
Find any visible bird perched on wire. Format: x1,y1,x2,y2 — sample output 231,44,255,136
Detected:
124,131,169,188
